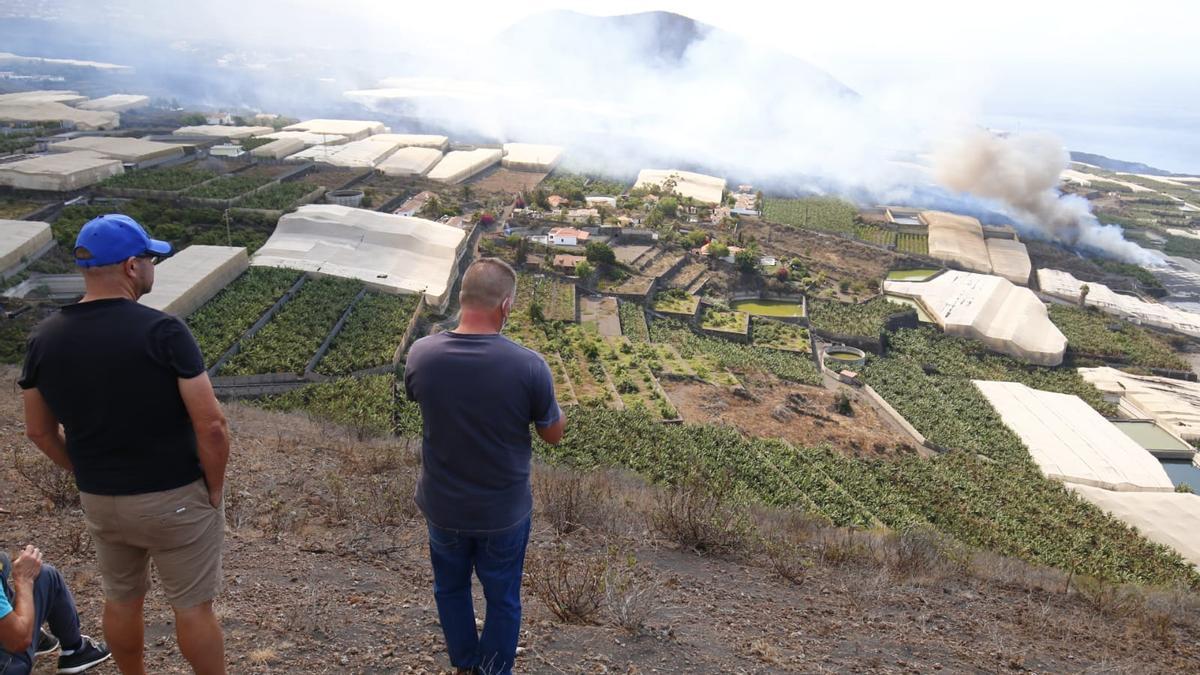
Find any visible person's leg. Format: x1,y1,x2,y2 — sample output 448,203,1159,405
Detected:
474,518,531,675
80,491,151,675
427,521,480,670
149,480,226,675
171,602,224,675
33,564,82,651
102,595,146,675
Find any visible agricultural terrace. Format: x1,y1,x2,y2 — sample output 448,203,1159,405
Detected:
537,405,1197,587
0,199,41,220
99,166,218,192
618,301,650,342
751,318,811,353
315,293,420,376
652,289,700,317
895,233,929,255
854,224,895,247
700,306,750,335
762,197,859,236
186,267,302,367
807,297,911,337
236,182,316,211
257,374,421,438
183,173,274,200
53,201,276,254
649,317,820,386
1048,304,1190,371
221,276,361,376
503,275,683,418
239,296,1196,588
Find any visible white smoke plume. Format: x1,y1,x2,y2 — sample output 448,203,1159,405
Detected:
934,130,1163,265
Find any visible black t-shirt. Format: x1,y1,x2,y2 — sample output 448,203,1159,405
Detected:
19,298,207,495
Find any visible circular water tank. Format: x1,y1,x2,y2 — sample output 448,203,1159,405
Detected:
822,344,866,370
327,189,365,207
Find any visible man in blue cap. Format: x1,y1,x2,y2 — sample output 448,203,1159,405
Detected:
19,214,230,675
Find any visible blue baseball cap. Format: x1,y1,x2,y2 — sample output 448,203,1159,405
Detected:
74,214,172,268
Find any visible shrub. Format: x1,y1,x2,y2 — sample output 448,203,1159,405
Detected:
649,477,747,554
527,546,608,624
13,451,78,509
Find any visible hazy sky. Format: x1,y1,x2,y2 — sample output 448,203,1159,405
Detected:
11,0,1200,170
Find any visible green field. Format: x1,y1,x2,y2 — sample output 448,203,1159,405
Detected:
731,299,804,318
762,197,858,236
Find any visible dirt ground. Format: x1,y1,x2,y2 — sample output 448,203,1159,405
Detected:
579,296,620,337
471,168,549,196
2,368,1198,674
739,218,897,288
662,372,918,459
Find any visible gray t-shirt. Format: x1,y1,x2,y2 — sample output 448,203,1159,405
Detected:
404,331,560,532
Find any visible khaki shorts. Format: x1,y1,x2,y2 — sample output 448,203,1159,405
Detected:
80,479,224,609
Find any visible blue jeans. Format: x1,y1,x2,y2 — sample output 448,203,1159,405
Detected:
426,516,531,675
1,564,83,675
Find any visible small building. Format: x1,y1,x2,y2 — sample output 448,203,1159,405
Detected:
566,208,599,224
585,196,617,208
395,191,436,217
553,254,588,274
205,113,234,126
547,195,569,209
209,143,245,158
618,228,657,243
548,227,591,246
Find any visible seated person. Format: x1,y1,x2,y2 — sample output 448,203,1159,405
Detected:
1,545,111,675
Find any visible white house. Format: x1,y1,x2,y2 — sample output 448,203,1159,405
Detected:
585,196,617,208
548,227,591,246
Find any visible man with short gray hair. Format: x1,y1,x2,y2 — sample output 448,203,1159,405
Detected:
405,258,565,675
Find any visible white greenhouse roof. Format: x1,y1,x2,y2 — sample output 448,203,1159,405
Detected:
975,380,1175,491
286,137,402,168
48,136,184,163
283,119,385,141
77,94,150,112
251,204,465,308
0,151,123,191
0,90,88,105
172,125,274,139
1037,268,1200,338
1079,366,1200,441
0,101,118,130
0,219,53,274
371,133,450,151
884,270,1066,366
634,169,726,204
377,147,443,177
502,143,563,172
427,149,503,184
984,238,1031,286
140,246,249,318
922,211,993,274
1069,484,1200,568
261,130,348,147
249,138,304,160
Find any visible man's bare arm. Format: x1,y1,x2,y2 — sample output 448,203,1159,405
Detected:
22,388,71,471
0,545,42,653
178,373,229,507
536,415,566,446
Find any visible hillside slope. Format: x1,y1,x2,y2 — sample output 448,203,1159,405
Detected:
1,368,1197,673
